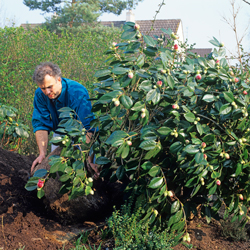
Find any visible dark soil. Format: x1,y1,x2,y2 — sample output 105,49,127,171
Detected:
1,146,250,250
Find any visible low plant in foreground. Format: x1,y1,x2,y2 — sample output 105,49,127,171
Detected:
107,202,179,249
220,218,249,241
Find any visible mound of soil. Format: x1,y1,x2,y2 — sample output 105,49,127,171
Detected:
1,146,250,250
0,147,120,250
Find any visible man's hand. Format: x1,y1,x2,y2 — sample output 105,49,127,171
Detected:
31,154,45,174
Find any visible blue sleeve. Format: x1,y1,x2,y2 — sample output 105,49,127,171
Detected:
71,88,97,133
32,91,53,133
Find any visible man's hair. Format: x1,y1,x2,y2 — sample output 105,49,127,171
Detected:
33,62,62,84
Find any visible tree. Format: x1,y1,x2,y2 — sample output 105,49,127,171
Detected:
23,0,143,16
23,0,143,33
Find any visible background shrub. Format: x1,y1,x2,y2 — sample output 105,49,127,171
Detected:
0,25,121,154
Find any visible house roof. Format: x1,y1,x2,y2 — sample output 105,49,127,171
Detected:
189,48,212,58
101,19,181,38
20,23,42,30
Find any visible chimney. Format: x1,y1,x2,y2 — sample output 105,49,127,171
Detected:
126,10,135,23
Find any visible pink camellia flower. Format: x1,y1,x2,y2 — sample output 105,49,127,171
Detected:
195,74,202,80
234,78,239,83
37,179,45,188
174,44,178,50
156,80,162,86
201,142,206,148
216,180,221,186
216,60,220,64
243,90,248,95
172,104,179,109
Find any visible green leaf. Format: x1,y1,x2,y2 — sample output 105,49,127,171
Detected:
203,134,215,143
116,165,125,180
37,188,45,199
170,142,183,154
202,94,216,103
148,166,160,177
184,112,195,122
146,89,161,104
148,177,163,189
33,169,48,178
195,152,204,164
95,156,111,165
139,80,152,92
143,35,157,47
171,201,180,214
208,184,217,195
167,75,175,89
224,92,234,103
131,101,145,111
191,184,201,197
112,67,129,75
235,163,242,176
121,144,130,158
59,174,71,182
184,144,199,154
15,127,29,138
139,140,156,150
106,130,128,145
141,161,153,170
120,95,133,109
211,171,221,179
157,126,172,136
196,122,203,135
220,104,232,115
121,30,136,40
137,54,144,68
94,69,111,78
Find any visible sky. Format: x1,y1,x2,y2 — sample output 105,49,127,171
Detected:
2,0,250,57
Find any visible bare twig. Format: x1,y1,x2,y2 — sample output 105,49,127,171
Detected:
146,0,166,35
222,0,250,66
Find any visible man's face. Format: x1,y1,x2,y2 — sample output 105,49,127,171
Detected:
38,74,62,99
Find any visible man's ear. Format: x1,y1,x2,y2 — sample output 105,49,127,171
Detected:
57,76,62,83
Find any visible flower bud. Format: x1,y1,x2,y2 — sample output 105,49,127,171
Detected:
134,24,140,30
225,153,230,159
172,104,179,109
88,177,93,183
168,191,174,197
127,141,132,146
243,90,248,95
114,100,120,107
201,142,206,148
90,189,94,195
161,69,166,74
37,179,45,189
195,74,201,80
128,71,134,79
174,44,178,50
156,80,163,86
216,180,221,186
239,194,243,200
141,108,146,113
141,112,146,118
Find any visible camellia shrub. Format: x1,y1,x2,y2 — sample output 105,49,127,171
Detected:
27,22,250,242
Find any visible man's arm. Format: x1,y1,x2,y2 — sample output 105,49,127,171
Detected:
31,130,49,173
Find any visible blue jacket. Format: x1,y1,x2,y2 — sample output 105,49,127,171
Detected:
32,78,95,133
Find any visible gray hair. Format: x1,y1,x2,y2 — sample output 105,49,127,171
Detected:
33,62,62,84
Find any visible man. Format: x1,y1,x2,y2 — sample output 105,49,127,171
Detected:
31,62,99,177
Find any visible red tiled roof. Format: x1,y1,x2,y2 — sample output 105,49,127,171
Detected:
101,19,181,38
189,48,212,58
